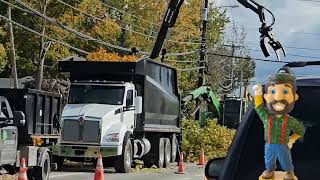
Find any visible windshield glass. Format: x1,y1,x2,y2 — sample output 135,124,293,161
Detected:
68,84,125,105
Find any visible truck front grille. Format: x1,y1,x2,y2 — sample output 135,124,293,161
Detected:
83,121,100,142
62,120,80,141
62,119,100,143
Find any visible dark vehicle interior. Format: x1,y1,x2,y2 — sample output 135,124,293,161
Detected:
206,62,320,180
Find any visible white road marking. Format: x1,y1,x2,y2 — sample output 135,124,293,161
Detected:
50,172,89,178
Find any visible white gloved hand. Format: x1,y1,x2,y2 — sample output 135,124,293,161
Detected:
252,84,263,96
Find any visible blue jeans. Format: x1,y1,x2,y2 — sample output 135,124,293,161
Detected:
264,144,294,172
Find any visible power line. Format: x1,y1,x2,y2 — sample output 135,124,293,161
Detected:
177,67,205,71
207,52,291,63
242,47,320,59
13,0,151,55
57,0,202,45
220,43,320,58
296,0,320,2
98,0,202,41
1,0,209,58
165,50,198,57
226,25,320,37
163,59,199,63
243,41,320,51
0,14,89,54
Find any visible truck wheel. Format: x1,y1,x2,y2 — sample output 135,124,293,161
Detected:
163,138,171,168
33,151,50,180
115,136,132,173
170,134,178,162
156,138,165,168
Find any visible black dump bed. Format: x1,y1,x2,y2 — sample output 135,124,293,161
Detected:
0,88,62,143
59,56,181,133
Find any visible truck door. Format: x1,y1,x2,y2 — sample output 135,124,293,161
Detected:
0,126,18,165
123,89,135,131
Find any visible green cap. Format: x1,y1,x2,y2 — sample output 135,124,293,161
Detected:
267,72,296,83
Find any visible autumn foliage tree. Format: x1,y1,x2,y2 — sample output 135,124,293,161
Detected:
0,0,247,94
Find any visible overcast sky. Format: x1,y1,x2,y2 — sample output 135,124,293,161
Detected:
214,0,320,83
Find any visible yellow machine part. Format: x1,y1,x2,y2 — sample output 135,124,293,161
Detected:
259,171,298,180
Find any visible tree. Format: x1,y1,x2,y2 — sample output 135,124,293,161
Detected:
0,0,231,94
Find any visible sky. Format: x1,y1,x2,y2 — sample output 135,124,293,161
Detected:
214,0,320,83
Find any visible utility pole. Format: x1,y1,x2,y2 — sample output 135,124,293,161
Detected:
230,44,235,95
196,0,209,121
7,5,18,88
36,0,49,90
239,70,243,123
197,0,208,88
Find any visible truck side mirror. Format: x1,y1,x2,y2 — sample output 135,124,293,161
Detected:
134,96,142,114
13,111,26,126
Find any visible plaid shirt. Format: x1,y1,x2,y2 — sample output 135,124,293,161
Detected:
255,104,305,144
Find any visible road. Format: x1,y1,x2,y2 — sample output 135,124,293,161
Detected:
50,163,206,180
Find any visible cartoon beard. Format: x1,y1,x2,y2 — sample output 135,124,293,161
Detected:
266,100,295,115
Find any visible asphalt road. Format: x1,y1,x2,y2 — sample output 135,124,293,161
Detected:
50,163,206,180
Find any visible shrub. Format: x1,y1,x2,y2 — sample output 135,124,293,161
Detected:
182,119,236,162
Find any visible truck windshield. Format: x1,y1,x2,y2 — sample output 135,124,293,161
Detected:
69,85,125,105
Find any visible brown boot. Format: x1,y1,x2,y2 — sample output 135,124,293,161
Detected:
284,171,295,180
261,170,274,179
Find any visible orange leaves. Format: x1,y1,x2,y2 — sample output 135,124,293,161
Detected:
87,48,139,62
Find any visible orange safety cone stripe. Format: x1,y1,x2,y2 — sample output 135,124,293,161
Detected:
198,150,206,165
94,154,105,180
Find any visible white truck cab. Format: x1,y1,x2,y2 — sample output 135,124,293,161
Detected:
53,81,143,172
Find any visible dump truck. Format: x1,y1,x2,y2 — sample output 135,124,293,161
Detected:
0,88,62,180
52,57,182,173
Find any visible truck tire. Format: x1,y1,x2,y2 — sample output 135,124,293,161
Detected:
33,150,50,180
163,138,171,168
170,134,178,162
143,137,165,168
156,138,165,168
114,134,132,173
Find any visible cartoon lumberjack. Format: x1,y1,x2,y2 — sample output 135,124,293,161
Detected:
253,67,305,180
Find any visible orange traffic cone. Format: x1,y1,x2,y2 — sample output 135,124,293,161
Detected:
94,154,105,180
175,152,185,174
198,149,206,165
18,158,28,180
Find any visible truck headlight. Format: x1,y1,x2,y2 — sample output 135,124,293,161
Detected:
103,133,120,142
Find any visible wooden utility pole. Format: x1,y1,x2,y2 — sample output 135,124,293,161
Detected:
7,5,18,88
36,0,49,90
195,0,209,121
197,0,208,88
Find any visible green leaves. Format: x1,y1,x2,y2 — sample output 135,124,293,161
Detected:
182,119,235,162
0,43,7,73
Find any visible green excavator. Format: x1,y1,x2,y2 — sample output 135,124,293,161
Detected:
182,86,221,127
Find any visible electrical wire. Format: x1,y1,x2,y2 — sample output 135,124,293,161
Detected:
243,41,320,51
165,50,199,57
98,0,202,41
207,52,291,63
57,0,202,45
242,47,320,59
13,0,150,55
163,59,199,63
176,67,205,71
0,14,89,54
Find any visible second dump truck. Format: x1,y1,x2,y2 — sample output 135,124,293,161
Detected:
52,57,181,173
